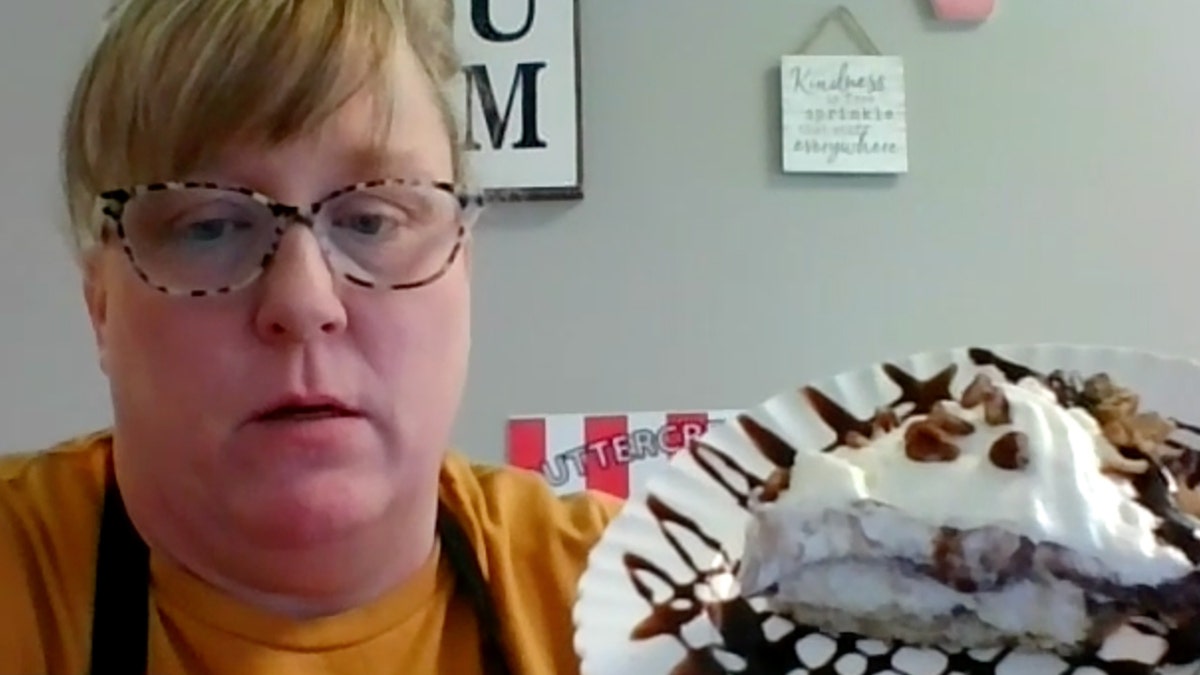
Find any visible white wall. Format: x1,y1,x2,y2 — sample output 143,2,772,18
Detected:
0,0,111,452
2,1,1199,463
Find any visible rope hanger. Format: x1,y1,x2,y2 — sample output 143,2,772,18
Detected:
794,5,883,56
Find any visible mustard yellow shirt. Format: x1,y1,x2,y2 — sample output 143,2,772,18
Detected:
0,431,621,674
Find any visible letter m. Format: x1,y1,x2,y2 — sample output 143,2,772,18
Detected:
463,62,548,151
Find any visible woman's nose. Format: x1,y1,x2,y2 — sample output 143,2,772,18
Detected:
253,227,348,343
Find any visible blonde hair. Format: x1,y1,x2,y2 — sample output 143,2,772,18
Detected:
60,0,465,257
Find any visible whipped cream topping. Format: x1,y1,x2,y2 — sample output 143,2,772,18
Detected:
765,376,1194,586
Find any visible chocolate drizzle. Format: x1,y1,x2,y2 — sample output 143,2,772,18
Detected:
627,495,732,642
800,387,876,453
1130,468,1200,565
690,437,765,509
618,347,1200,675
734,415,796,468
881,362,957,417
1164,420,1200,491
967,347,1042,385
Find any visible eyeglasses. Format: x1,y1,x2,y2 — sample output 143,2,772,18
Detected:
97,179,485,297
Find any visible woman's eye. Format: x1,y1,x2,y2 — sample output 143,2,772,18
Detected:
335,212,407,237
182,219,240,242
342,214,389,235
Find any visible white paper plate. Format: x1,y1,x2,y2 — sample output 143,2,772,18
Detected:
573,343,1200,675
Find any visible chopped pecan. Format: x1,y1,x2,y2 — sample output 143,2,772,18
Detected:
1096,405,1176,464
1093,397,1140,425
929,402,974,436
961,374,997,409
1096,443,1150,475
1083,374,1139,423
989,431,1030,470
872,408,900,434
1128,412,1177,453
904,421,960,462
1101,419,1134,448
758,468,791,502
984,390,1012,426
961,374,1011,425
1176,482,1200,519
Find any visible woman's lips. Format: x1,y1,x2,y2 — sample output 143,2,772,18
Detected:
250,394,362,423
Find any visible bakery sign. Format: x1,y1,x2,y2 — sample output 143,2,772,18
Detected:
507,409,742,498
453,0,582,200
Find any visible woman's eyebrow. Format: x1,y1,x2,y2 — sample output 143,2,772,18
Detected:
342,147,440,182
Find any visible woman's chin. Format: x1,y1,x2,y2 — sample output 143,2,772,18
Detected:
229,468,394,549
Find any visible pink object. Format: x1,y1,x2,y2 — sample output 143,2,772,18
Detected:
931,0,995,22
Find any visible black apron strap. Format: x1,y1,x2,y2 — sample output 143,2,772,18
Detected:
88,481,511,675
88,477,150,675
436,504,513,675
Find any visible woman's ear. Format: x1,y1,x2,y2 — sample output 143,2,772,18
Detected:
82,250,111,375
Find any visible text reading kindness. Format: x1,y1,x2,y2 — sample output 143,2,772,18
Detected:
780,55,909,174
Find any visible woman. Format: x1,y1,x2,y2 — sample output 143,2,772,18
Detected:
0,1,621,673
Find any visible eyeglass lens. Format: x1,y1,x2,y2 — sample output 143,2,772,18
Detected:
120,184,466,292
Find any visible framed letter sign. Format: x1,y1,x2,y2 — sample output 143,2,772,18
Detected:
454,0,583,200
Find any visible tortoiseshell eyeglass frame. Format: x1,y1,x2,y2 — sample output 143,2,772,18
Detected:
96,178,486,298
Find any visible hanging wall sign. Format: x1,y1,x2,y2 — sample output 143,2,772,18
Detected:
453,0,583,200
780,7,909,175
